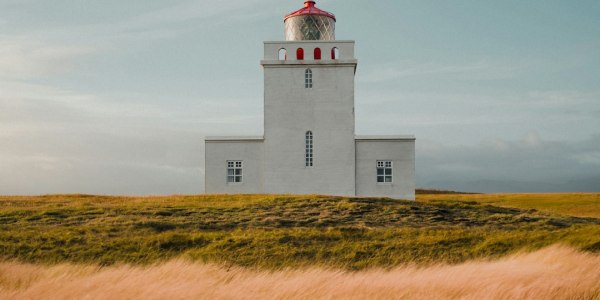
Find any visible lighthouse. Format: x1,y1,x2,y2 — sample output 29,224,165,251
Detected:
205,1,416,199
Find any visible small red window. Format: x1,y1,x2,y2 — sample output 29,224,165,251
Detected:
297,48,304,60
314,48,322,60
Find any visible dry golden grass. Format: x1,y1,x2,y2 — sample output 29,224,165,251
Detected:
418,193,600,218
1,246,599,300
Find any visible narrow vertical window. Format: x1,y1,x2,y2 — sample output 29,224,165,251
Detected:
376,161,393,183
296,48,304,60
331,47,340,59
278,48,287,61
305,131,313,167
305,69,313,89
227,161,243,183
314,48,322,60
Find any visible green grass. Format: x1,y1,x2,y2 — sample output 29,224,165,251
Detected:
0,194,599,270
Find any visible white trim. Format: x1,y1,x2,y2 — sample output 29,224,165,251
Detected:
205,136,264,142
261,60,357,66
356,135,415,141
264,40,356,45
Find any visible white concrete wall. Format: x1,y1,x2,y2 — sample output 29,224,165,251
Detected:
261,41,357,196
204,138,264,194
203,39,416,199
355,137,416,200
263,41,355,61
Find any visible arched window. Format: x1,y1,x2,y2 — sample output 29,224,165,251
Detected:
314,48,322,60
305,131,313,167
304,69,313,89
278,48,287,61
331,47,340,60
296,48,304,60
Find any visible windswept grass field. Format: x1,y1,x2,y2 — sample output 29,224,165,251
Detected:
1,246,599,300
0,193,599,299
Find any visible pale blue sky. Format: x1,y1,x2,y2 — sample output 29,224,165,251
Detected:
1,0,599,194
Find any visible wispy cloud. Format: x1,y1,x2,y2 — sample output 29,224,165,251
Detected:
116,0,276,30
361,60,521,83
0,0,280,80
0,79,261,138
0,35,94,79
357,89,599,131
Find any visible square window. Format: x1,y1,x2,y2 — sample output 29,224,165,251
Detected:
376,161,393,183
227,161,243,183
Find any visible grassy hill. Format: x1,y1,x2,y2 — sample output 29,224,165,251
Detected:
0,194,599,270
419,193,600,218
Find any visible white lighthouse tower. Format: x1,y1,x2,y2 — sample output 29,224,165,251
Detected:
205,1,416,199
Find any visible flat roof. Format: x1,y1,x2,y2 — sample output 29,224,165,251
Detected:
205,135,414,142
205,136,264,142
264,40,355,44
355,135,416,141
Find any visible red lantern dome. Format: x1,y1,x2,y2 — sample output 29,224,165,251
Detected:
284,1,336,22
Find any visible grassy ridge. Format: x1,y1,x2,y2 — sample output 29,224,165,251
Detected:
0,194,599,269
418,193,600,218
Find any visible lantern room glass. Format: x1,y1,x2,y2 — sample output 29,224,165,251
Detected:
284,15,335,41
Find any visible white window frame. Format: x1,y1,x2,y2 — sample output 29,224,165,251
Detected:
376,161,393,183
278,48,287,61
305,131,313,167
305,69,313,89
227,161,243,183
